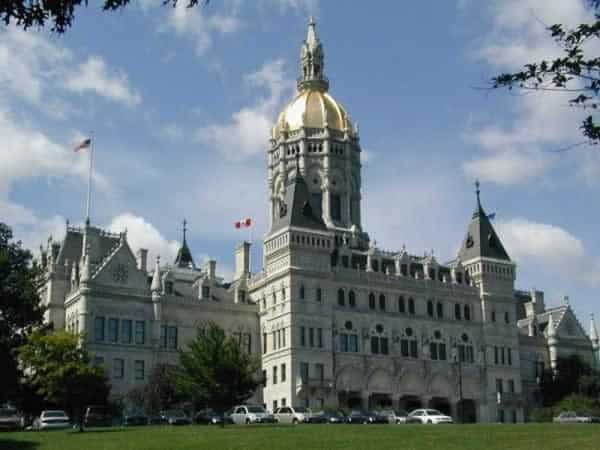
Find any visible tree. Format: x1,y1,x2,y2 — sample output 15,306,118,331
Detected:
492,1,600,144
0,222,45,406
142,364,182,416
18,330,110,431
174,322,260,421
539,355,594,406
1,0,209,34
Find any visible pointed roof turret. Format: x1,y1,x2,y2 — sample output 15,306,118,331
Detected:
174,219,195,269
271,157,327,233
458,181,510,262
591,313,599,344
298,17,329,92
151,255,162,293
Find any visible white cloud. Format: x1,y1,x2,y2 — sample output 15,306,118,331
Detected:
163,2,241,55
65,56,142,107
464,0,597,185
196,59,292,160
107,213,180,266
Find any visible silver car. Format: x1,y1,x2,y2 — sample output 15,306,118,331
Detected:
0,408,24,430
230,405,277,424
553,411,600,424
33,410,71,430
274,406,312,424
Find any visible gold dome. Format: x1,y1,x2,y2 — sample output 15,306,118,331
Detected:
272,88,354,139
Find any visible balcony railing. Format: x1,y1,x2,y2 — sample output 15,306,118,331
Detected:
298,377,334,389
496,392,523,405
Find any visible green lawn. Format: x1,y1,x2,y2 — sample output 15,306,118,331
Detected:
1,424,598,450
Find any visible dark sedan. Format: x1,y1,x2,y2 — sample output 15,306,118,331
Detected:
194,409,234,425
346,410,388,424
159,410,192,425
307,411,346,424
122,410,149,426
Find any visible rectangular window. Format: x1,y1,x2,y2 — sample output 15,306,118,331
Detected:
410,340,418,358
262,370,267,387
496,378,503,394
167,326,178,349
380,337,389,355
300,362,309,384
430,343,438,360
339,334,349,352
263,333,267,354
281,363,286,382
309,328,315,347
330,193,342,221
108,318,119,342
301,327,306,347
494,346,499,365
508,348,512,366
273,400,277,411
113,358,124,379
244,333,252,354
349,334,358,353
273,366,278,384
501,347,506,365
202,286,210,299
317,328,323,348
508,379,515,393
401,340,409,357
438,343,447,361
315,363,324,381
281,398,286,407
134,360,145,380
94,317,105,342
160,325,167,349
272,331,276,350
135,321,145,345
371,336,379,354
121,319,132,344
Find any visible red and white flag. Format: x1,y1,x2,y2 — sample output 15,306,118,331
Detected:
73,138,91,152
234,218,252,229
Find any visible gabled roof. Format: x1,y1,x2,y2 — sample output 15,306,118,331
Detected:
271,171,327,233
458,186,510,262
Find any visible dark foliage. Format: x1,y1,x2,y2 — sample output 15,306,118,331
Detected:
141,364,183,416
493,1,600,143
174,322,260,415
1,0,209,34
0,223,45,407
539,355,596,406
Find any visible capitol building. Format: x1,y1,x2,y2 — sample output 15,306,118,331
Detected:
38,20,599,423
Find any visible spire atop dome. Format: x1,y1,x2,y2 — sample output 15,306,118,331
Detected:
298,17,329,92
174,219,195,269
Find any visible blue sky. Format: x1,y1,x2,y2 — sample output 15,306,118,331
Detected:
1,0,598,332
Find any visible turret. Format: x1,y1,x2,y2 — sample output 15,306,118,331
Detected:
591,314,599,368
151,256,162,296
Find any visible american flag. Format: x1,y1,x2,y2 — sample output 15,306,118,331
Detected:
73,138,91,152
234,218,252,229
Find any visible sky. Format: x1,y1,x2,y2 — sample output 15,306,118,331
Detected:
1,0,598,334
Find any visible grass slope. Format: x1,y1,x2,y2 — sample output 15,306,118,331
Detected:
1,424,599,450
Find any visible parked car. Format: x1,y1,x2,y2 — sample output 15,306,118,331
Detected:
0,407,24,430
83,405,112,427
346,410,388,424
553,411,600,424
32,410,71,430
274,406,312,424
307,411,346,424
408,409,453,424
159,410,192,425
377,409,421,424
122,410,149,426
230,405,277,424
194,409,233,425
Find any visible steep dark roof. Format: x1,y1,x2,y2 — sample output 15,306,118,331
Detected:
271,172,327,233
174,240,195,269
458,197,510,262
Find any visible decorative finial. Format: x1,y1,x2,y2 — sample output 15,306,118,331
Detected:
183,219,187,243
309,15,315,26
475,179,481,207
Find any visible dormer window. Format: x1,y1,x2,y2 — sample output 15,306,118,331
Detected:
202,286,210,299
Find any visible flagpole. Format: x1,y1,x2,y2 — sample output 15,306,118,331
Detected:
85,135,94,225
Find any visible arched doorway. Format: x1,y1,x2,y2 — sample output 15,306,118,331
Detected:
457,399,477,423
428,397,451,416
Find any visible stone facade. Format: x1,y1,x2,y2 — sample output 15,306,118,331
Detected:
39,19,599,423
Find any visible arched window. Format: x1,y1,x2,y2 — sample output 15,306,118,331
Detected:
337,288,345,307
436,302,444,319
504,311,510,324
455,304,462,320
400,327,418,358
369,293,376,310
398,295,406,314
348,290,356,308
430,330,447,361
427,300,434,317
379,294,386,311
457,333,474,363
408,298,415,315
299,285,305,300
464,305,471,321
